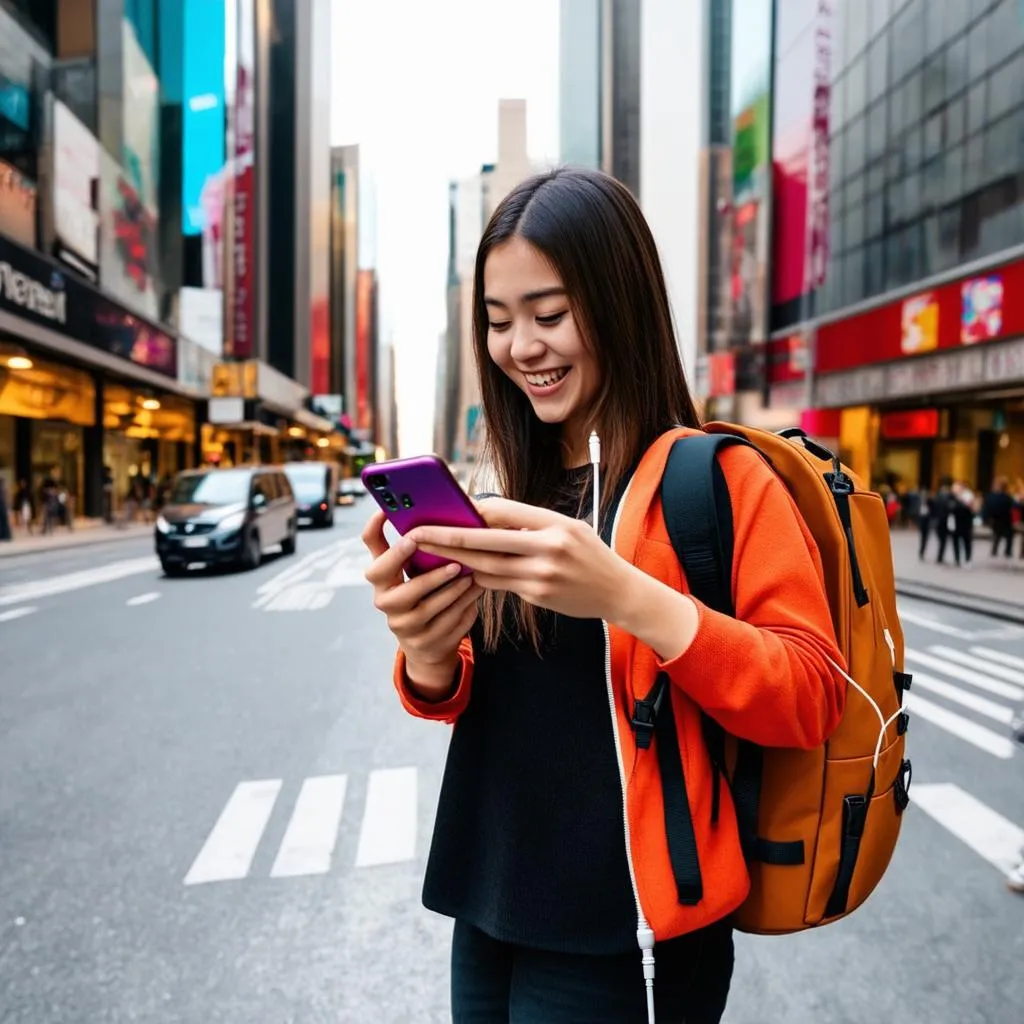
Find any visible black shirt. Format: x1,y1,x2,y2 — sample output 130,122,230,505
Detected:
421,466,640,954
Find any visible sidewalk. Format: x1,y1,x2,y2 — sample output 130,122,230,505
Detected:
0,518,153,559
891,526,1024,623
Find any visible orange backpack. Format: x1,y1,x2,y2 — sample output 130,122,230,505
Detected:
654,423,911,934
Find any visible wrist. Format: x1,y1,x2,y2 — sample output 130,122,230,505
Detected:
611,565,700,662
403,651,461,702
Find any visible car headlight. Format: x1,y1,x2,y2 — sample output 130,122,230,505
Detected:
156,515,171,534
216,510,246,532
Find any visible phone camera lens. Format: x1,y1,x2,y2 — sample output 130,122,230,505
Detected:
367,473,388,490
383,492,398,511
401,494,414,509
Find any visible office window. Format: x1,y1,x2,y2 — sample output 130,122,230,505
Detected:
943,144,965,203
903,124,923,172
845,0,868,63
922,154,945,208
846,54,867,121
946,0,975,36
925,0,947,54
891,0,925,82
846,171,865,210
844,246,865,304
903,169,922,221
964,135,986,194
924,110,943,161
945,36,968,101
985,111,1018,182
967,79,987,137
868,0,892,35
946,96,965,146
845,115,866,179
865,238,885,295
904,69,923,126
987,0,1024,69
845,203,865,249
867,34,889,104
866,192,885,239
967,9,991,84
867,100,887,160
923,53,945,114
987,52,1023,122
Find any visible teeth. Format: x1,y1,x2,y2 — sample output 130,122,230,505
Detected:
526,368,569,387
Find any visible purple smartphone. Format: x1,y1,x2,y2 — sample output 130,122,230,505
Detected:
362,455,487,577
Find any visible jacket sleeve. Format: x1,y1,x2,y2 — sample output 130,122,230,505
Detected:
658,446,846,749
393,637,474,724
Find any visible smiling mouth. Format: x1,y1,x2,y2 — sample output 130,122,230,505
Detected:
524,367,570,387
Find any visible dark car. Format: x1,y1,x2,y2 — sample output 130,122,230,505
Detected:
283,462,338,528
155,467,297,576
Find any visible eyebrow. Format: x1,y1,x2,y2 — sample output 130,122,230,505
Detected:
484,287,567,308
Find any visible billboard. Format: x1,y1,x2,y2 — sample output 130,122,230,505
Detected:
227,0,256,359
729,0,774,349
0,158,35,248
52,101,100,274
121,19,160,213
182,0,226,236
771,0,833,309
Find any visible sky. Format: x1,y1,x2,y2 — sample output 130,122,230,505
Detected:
330,0,561,455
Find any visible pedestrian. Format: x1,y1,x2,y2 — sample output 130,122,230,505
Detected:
362,168,846,1023
934,477,957,565
916,487,933,560
0,474,11,542
982,478,1015,558
951,481,976,567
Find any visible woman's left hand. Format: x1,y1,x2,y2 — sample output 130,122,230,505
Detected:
406,498,633,621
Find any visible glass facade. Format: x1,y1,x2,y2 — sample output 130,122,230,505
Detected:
773,0,1024,333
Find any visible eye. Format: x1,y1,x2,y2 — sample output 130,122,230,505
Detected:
488,320,511,332
536,311,566,327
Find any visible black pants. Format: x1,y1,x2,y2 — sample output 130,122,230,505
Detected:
992,523,1014,557
450,919,734,1023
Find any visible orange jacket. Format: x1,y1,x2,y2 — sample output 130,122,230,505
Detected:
392,427,846,941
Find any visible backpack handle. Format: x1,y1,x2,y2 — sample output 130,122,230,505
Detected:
777,427,837,465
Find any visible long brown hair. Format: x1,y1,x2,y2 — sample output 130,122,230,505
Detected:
474,167,701,650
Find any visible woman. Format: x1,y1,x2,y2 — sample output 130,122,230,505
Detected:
363,168,845,1023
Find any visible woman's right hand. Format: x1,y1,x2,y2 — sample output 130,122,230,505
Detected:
362,510,482,697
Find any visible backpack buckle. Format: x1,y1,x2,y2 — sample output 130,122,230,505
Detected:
632,675,669,751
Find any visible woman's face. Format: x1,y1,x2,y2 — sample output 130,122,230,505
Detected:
484,236,599,447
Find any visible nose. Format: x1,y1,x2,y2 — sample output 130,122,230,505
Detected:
509,322,546,363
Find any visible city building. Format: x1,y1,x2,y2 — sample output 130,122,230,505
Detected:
0,0,214,519
559,0,603,169
436,100,534,471
765,0,1024,492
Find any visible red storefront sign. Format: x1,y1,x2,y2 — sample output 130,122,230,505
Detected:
816,258,1024,375
879,408,941,440
707,352,736,397
229,3,256,359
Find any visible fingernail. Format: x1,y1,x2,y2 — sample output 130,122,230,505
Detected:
399,536,415,554
446,562,461,577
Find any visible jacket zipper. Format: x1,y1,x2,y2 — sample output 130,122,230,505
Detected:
600,473,658,1022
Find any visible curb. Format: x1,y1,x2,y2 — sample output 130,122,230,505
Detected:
896,580,1024,626
0,528,152,560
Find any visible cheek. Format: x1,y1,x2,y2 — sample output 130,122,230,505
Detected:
487,333,512,372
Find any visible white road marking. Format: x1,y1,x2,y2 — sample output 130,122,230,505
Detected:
262,582,334,611
910,671,1015,724
270,775,348,878
898,608,974,638
126,592,161,607
907,695,1016,759
0,606,37,623
970,646,1024,673
905,648,1024,701
355,768,418,867
251,539,352,609
183,779,282,885
0,556,160,607
928,645,1024,688
913,783,1024,875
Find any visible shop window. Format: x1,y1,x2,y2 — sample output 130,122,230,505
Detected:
945,36,968,102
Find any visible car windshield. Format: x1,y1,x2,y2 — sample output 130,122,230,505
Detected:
284,466,326,501
170,470,250,506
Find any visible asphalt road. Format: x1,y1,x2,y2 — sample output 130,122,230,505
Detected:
1,507,1022,1023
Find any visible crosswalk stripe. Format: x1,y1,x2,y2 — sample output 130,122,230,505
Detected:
908,695,1016,759
913,783,1024,875
184,779,282,885
0,606,37,623
0,556,159,606
928,645,1024,688
270,775,348,878
970,646,1024,673
911,671,1015,725
905,648,1024,701
355,768,418,867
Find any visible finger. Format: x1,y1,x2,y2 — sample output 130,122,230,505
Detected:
364,534,416,587
409,525,542,555
419,584,483,644
415,544,521,577
379,566,471,618
361,509,389,558
475,498,560,530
